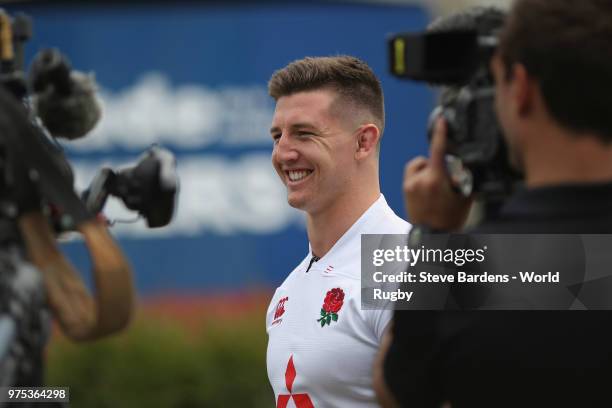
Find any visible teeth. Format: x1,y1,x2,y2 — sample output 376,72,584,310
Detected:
288,170,311,182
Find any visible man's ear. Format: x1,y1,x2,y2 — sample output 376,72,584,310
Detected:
355,124,380,160
512,63,534,117
491,56,534,118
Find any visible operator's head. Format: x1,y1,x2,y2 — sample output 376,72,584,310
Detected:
492,0,612,155
268,56,384,214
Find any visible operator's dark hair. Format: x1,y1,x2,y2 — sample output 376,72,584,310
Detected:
427,6,507,104
499,0,612,142
268,56,385,134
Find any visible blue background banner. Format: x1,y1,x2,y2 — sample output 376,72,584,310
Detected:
7,1,432,295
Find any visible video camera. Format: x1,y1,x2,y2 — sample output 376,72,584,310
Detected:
388,27,520,203
0,10,177,230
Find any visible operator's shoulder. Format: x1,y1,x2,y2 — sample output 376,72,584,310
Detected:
474,215,612,233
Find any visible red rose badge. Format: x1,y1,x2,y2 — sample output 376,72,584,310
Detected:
317,288,344,327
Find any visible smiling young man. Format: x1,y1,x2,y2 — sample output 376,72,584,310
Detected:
265,56,410,407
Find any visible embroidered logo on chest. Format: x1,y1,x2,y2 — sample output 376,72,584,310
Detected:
272,296,289,325
317,288,344,327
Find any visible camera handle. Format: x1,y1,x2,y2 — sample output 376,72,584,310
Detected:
81,167,115,216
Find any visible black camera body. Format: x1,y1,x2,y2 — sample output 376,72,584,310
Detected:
389,29,519,201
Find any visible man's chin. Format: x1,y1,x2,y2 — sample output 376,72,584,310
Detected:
287,193,310,211
287,197,306,210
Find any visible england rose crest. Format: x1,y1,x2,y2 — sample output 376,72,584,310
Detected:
317,288,344,327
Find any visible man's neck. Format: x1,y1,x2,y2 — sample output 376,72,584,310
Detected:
523,125,612,188
306,189,380,258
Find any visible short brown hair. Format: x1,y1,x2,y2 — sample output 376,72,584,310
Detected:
499,0,612,142
268,56,385,133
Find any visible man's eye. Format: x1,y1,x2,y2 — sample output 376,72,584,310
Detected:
271,134,281,143
297,131,313,137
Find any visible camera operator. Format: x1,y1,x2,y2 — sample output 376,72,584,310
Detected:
0,84,134,390
375,0,612,407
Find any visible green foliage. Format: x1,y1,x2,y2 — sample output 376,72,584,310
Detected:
45,315,273,408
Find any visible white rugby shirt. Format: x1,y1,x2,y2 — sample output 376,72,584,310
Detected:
266,195,410,408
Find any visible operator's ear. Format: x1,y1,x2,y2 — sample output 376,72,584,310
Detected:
511,63,534,117
491,56,534,118
355,124,380,160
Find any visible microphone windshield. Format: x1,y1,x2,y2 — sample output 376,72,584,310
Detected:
29,49,102,140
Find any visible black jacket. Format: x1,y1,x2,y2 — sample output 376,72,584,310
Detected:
385,183,612,408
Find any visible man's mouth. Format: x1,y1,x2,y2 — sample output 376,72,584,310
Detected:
286,169,313,183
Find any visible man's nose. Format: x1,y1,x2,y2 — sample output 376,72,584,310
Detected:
274,134,299,162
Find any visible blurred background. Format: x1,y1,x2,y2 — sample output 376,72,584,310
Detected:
3,0,509,406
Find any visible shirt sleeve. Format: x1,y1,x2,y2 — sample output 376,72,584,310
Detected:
265,288,281,332
364,307,394,343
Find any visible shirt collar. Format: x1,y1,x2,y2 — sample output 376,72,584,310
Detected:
307,194,387,271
